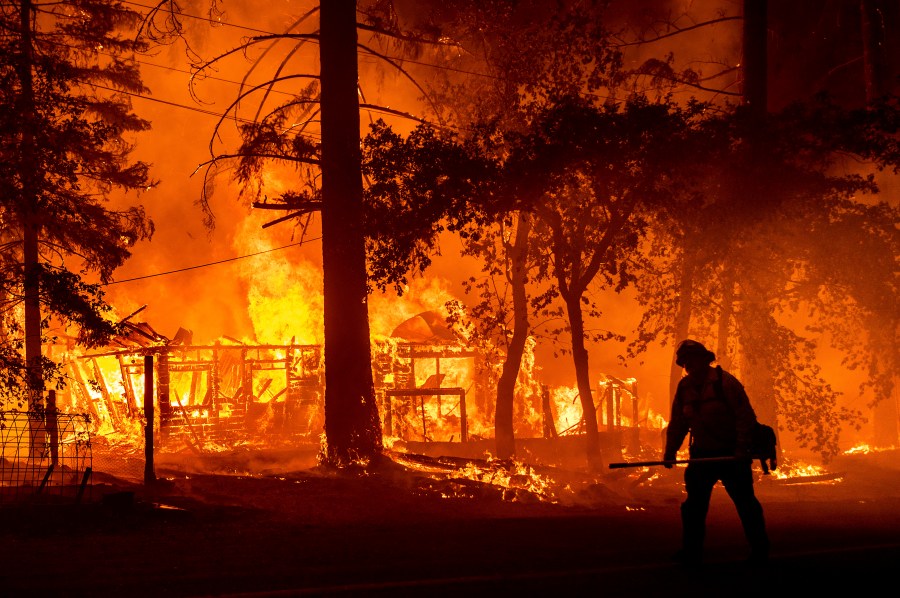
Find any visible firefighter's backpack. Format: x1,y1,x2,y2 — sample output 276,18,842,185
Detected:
712,366,778,475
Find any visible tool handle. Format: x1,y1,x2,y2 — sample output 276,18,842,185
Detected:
608,456,739,469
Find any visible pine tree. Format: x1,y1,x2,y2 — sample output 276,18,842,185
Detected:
0,0,154,410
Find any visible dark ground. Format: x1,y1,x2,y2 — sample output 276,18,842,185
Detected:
2,446,899,597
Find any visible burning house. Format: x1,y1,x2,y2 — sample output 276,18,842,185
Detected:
5,303,658,492
53,310,486,453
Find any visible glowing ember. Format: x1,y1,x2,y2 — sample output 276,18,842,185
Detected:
451,459,557,502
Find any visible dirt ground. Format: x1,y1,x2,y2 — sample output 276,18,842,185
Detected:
2,446,900,597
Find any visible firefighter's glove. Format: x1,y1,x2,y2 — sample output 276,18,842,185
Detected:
663,451,676,469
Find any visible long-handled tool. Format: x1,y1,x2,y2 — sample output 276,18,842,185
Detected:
608,456,740,469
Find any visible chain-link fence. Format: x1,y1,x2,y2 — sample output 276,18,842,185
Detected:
0,410,92,505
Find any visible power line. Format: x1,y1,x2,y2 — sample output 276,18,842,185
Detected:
85,80,330,138
88,78,437,134
136,57,301,98
90,81,260,125
103,238,319,285
125,0,501,82
125,0,285,36
59,1,629,105
89,7,620,126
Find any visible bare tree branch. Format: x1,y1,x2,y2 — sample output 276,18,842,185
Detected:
357,42,443,125
614,16,742,48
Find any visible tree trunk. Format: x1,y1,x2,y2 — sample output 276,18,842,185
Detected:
563,291,602,471
742,0,768,117
18,0,41,401
18,0,45,460
24,218,41,404
739,0,780,432
861,0,888,104
715,269,735,370
669,253,695,399
319,0,382,466
494,212,531,460
861,0,898,447
24,213,43,451
861,0,899,449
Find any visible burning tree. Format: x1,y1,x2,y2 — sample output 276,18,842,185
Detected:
0,0,154,411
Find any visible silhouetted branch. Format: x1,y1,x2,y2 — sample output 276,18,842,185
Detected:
357,42,443,125
614,16,742,48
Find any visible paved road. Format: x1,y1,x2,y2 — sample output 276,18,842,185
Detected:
3,490,898,597
221,540,900,597
3,451,899,597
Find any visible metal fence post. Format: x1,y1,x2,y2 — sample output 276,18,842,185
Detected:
47,389,59,466
144,354,155,485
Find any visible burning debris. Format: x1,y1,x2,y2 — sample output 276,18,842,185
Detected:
12,304,662,497
4,307,857,507
73,338,325,453
44,306,659,461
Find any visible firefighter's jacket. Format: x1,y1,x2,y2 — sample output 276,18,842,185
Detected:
665,366,759,459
